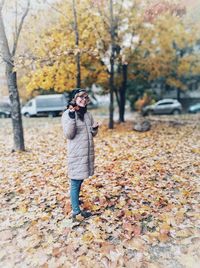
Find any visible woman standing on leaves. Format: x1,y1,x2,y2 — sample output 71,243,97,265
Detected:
61,89,99,220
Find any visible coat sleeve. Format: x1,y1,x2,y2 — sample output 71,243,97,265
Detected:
90,113,98,137
61,110,77,140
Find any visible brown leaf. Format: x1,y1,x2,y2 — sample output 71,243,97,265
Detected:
63,200,71,215
124,237,146,251
100,241,116,254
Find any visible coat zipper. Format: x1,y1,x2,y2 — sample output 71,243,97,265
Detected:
84,113,91,176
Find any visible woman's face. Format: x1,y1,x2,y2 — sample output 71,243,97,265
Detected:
75,93,89,107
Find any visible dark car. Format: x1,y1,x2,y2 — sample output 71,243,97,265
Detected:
188,103,200,114
0,102,11,118
142,99,182,116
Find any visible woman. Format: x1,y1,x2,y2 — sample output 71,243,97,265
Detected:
61,89,99,220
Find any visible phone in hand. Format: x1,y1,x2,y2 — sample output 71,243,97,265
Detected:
92,122,99,129
68,101,79,111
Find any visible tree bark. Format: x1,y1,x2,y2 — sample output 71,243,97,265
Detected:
0,0,28,151
6,63,25,151
177,88,181,101
119,64,128,122
72,0,81,88
109,0,115,129
109,53,114,129
76,52,81,88
114,86,120,111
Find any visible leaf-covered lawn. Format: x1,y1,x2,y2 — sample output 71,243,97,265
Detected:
1,115,200,268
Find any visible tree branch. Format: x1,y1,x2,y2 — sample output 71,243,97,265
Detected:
2,55,14,65
115,0,124,31
87,2,108,52
46,1,68,19
12,0,30,56
118,0,124,18
0,2,12,63
90,1,110,31
72,0,79,46
0,51,13,65
14,0,18,43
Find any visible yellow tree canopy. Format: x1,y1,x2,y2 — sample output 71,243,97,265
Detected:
19,0,108,95
18,0,200,97
132,13,200,90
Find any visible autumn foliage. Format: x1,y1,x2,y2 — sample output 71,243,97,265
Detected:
144,1,186,22
1,116,200,267
134,93,152,111
16,0,200,101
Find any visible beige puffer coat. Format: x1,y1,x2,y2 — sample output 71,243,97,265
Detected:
61,110,98,180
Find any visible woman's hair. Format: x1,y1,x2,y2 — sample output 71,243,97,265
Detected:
67,88,88,108
67,88,89,121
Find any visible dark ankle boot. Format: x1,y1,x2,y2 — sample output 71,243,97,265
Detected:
80,210,92,218
72,210,92,221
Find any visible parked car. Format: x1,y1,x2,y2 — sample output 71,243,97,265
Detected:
188,103,200,114
0,102,11,118
21,94,69,117
142,99,182,116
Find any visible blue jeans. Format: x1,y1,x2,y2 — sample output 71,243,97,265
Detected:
70,179,83,215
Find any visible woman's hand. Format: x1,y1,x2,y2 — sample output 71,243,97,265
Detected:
69,104,79,112
69,106,76,112
68,103,79,119
92,122,99,129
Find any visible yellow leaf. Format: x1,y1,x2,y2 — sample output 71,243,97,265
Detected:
159,223,170,234
158,233,169,242
82,231,94,243
176,229,192,238
18,205,28,213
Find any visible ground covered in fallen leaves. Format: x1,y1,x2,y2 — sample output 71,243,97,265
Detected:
0,114,200,268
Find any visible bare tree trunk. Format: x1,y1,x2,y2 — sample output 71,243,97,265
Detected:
72,0,81,88
114,86,120,110
0,0,29,151
177,88,181,101
119,64,128,122
76,53,81,88
6,62,25,151
109,53,114,129
109,0,115,129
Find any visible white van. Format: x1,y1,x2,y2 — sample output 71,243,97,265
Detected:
21,94,68,117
